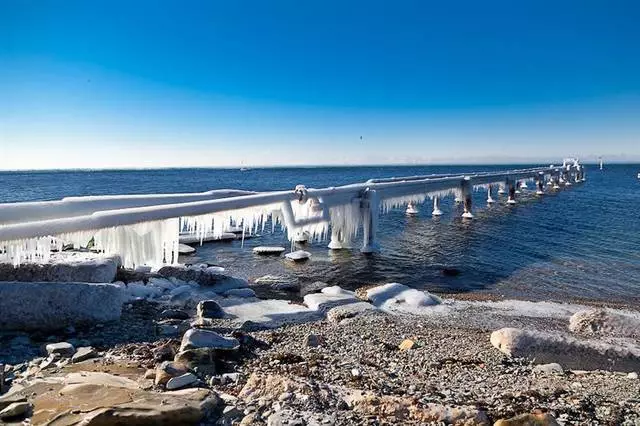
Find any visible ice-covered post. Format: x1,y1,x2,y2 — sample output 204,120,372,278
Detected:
406,202,419,215
552,172,561,189
432,196,443,216
507,178,517,204
536,172,545,195
328,228,351,250
563,167,572,186
487,184,495,204
497,184,506,195
461,177,473,219
360,189,379,253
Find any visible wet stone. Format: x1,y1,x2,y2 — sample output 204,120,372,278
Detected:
197,300,225,319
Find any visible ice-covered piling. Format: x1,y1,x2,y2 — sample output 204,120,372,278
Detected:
486,185,495,204
507,179,517,204
460,178,473,219
536,172,545,195
360,189,379,253
432,197,443,216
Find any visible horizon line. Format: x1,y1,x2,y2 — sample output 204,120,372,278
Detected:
0,160,636,173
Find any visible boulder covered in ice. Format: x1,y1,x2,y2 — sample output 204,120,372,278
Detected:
490,327,640,372
0,281,124,331
366,283,441,314
569,308,640,338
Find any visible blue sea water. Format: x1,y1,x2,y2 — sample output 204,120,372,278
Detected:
1,164,639,306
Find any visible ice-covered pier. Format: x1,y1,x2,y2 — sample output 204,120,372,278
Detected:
0,159,585,268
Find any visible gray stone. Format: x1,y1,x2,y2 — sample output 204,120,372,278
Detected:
174,348,216,369
160,309,190,320
303,334,324,348
222,405,244,424
72,346,97,363
155,361,190,386
46,342,75,358
224,288,256,298
533,362,564,375
284,250,311,262
197,300,225,319
326,302,379,323
180,328,240,352
299,281,328,297
0,390,26,411
158,265,227,285
166,372,198,390
0,401,31,420
0,281,124,331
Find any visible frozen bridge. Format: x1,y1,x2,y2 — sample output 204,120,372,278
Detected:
0,159,585,269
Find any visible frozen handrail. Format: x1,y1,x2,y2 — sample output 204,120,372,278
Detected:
0,162,584,268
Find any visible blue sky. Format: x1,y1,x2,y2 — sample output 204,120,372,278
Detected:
1,0,639,169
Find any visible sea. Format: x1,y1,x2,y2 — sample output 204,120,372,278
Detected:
1,164,639,306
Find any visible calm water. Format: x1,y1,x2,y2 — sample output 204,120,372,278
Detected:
1,165,639,305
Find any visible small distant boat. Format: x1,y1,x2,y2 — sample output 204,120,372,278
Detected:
637,172,640,179
240,167,250,172
599,157,603,170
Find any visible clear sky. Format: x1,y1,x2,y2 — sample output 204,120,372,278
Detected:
1,0,639,169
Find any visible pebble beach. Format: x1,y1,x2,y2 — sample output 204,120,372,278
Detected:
1,257,639,425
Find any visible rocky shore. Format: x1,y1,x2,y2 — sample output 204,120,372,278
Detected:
1,257,639,425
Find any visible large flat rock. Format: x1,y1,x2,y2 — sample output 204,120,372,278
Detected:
0,256,119,283
0,282,124,331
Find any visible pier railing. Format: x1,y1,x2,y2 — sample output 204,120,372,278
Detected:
0,159,585,268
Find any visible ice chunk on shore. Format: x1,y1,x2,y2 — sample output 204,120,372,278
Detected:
218,297,321,329
303,286,358,312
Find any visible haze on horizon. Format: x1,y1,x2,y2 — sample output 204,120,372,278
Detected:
1,1,639,170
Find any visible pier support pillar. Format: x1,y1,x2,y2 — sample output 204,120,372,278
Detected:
360,189,380,253
461,177,473,219
497,184,506,195
487,185,495,204
535,173,545,195
328,228,352,250
507,179,517,204
406,202,419,215
432,196,443,216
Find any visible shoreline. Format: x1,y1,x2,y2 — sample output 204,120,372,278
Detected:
1,260,639,424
